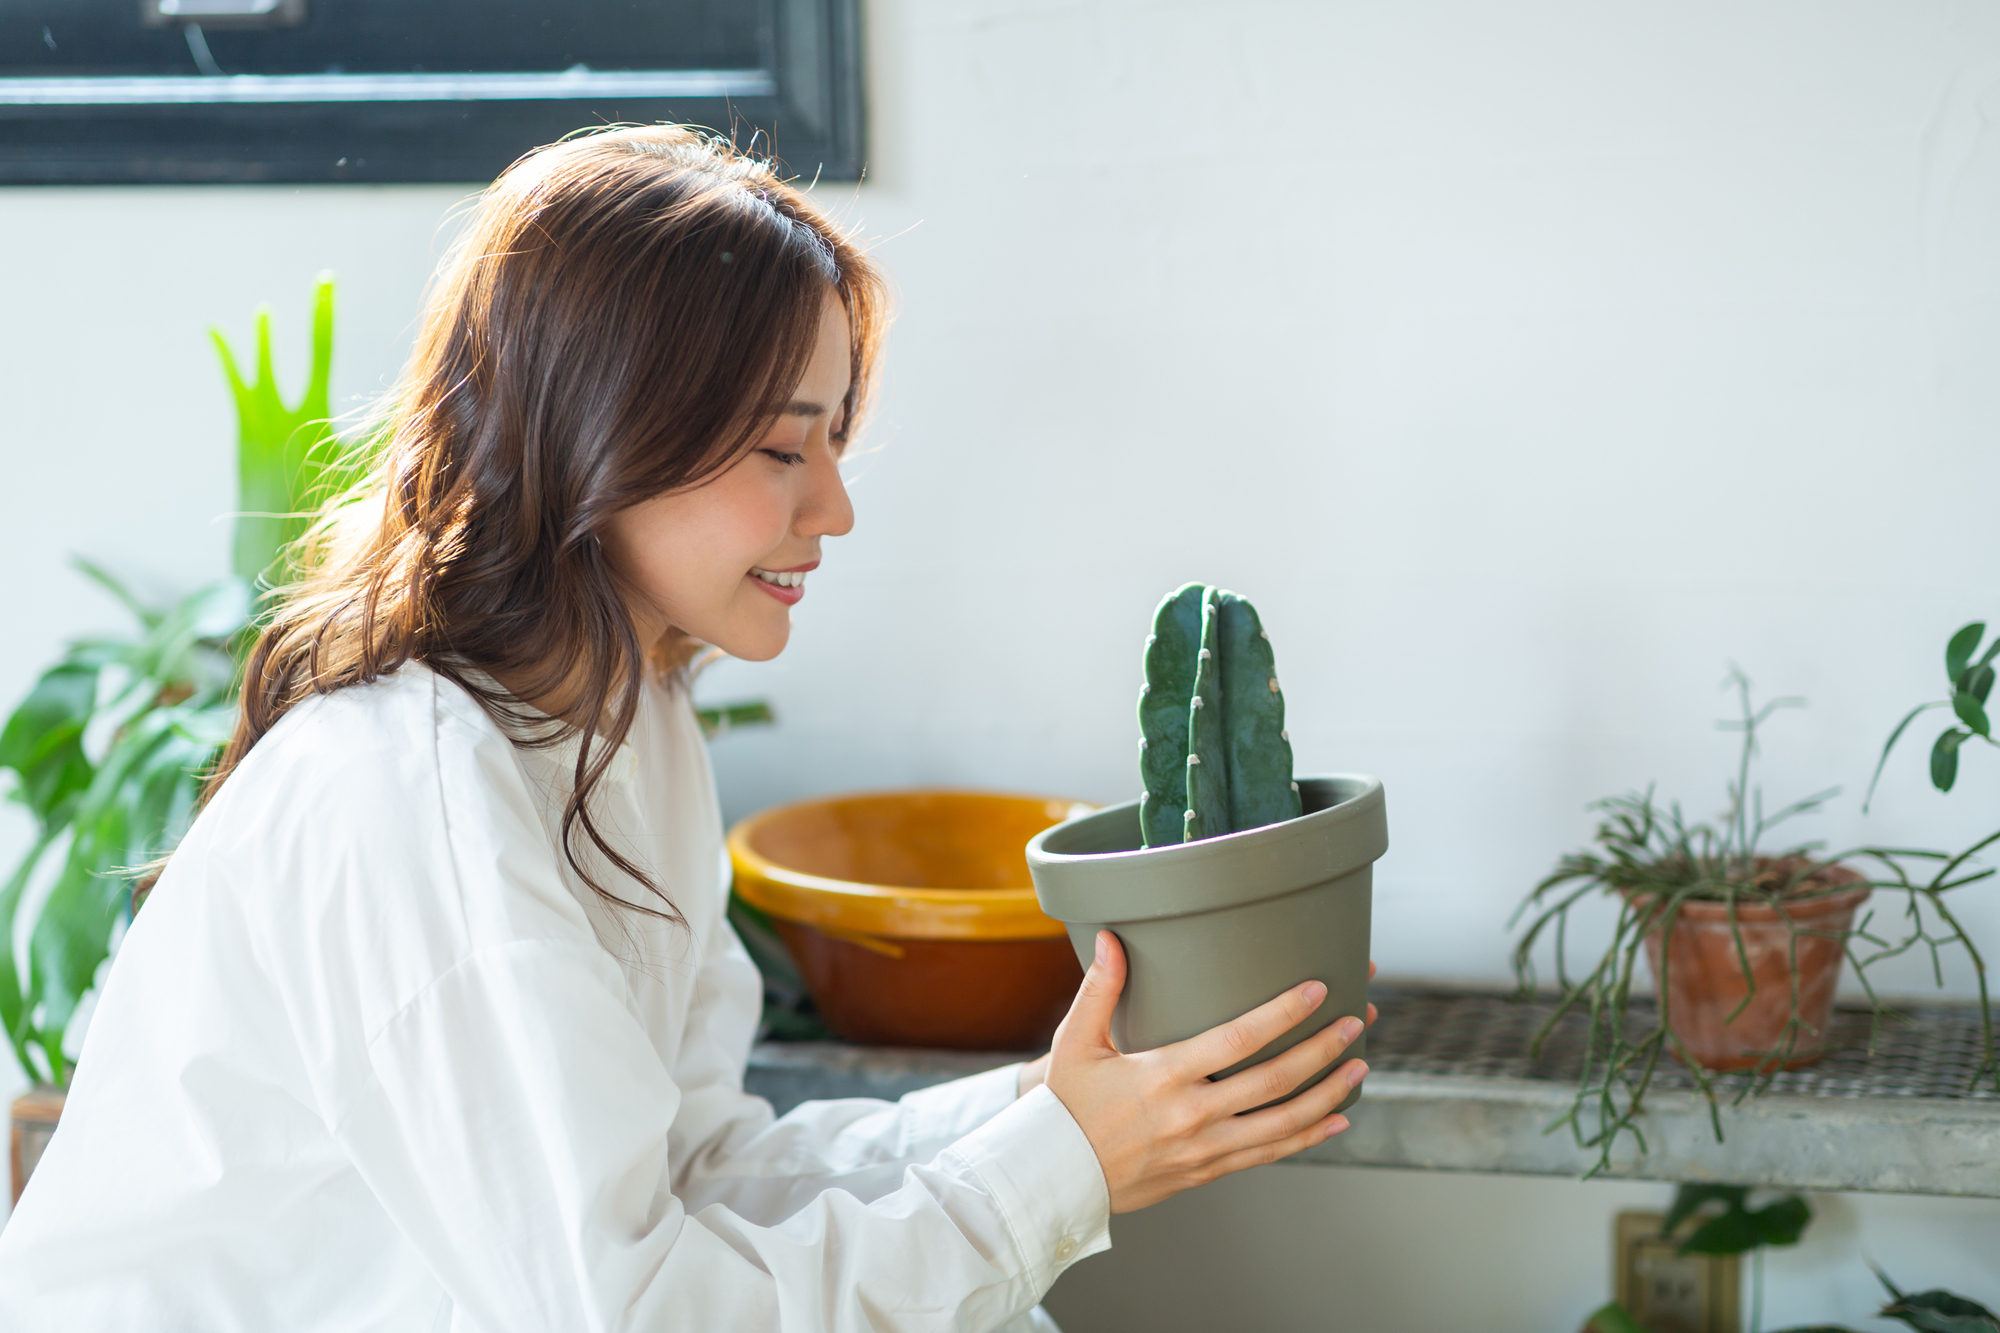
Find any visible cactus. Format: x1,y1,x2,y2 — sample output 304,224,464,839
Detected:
1138,582,1302,846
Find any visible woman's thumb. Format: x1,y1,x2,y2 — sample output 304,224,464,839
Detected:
1053,930,1126,1056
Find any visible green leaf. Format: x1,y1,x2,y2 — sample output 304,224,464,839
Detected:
1969,663,1998,706
1662,1183,1745,1237
1870,1270,2000,1333
1877,1290,2000,1333
26,845,127,1079
1745,1193,1810,1247
0,828,62,1080
1947,623,1987,683
1681,1206,1764,1255
1670,1187,1809,1255
1865,701,1948,811
23,704,222,1083
0,662,100,828
216,278,340,588
1583,1303,1648,1333
697,699,776,739
1932,729,1968,792
1953,692,1992,739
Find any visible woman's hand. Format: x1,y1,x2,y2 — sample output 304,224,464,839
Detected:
1016,965,1373,1099
1042,931,1372,1213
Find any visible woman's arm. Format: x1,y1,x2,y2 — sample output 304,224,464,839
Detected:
664,880,1042,1223
335,938,1107,1333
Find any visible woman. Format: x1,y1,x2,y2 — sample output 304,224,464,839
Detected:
0,125,1370,1331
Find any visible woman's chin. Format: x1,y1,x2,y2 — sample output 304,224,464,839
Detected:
706,620,790,663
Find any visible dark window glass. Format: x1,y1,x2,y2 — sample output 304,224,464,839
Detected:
0,0,862,184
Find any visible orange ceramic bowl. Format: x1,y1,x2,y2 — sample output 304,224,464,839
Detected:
729,790,1091,1050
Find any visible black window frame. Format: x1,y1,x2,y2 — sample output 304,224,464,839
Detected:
0,0,863,185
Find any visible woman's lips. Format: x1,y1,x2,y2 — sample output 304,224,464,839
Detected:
750,576,805,606
749,563,812,605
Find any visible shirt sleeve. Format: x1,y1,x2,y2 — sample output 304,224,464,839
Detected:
331,939,1110,1333
661,875,1052,1224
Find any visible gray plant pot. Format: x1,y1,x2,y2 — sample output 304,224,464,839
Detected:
1025,775,1386,1111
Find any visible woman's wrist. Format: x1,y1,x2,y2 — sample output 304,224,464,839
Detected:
1015,1053,1051,1098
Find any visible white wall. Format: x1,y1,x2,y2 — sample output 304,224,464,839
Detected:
6,0,2000,1323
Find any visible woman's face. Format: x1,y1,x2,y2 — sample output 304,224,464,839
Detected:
603,292,856,662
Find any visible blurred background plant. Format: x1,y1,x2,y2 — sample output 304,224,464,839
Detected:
1583,1184,1996,1333
1661,1185,1810,1333
1867,622,2000,802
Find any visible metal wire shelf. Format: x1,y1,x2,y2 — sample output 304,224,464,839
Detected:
1364,986,1998,1102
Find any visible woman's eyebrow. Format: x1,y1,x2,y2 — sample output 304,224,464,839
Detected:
782,400,827,418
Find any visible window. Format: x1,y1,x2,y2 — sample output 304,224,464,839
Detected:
0,0,862,184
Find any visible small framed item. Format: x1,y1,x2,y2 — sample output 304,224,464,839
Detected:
0,0,862,184
1614,1211,1741,1333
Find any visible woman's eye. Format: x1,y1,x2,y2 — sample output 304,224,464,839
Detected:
759,449,807,467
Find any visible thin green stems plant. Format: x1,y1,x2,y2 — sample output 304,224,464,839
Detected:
1511,667,1997,1178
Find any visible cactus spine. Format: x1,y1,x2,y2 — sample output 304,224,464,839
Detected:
1138,583,1302,847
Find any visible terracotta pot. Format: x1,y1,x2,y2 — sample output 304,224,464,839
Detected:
10,1084,64,1206
729,790,1091,1051
1639,860,1871,1071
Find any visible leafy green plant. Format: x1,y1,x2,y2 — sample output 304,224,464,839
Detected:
0,280,367,1090
1511,669,1996,1177
1586,1190,1995,1333
1867,622,2000,801
1665,1184,1810,1333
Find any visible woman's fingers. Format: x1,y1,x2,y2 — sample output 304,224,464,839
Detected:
1168,961,1380,1082
1049,930,1127,1060
1166,979,1328,1080
1206,1012,1365,1115
1203,1107,1354,1179
1207,1051,1369,1156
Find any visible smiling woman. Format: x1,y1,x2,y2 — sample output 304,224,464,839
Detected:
0,121,1371,1333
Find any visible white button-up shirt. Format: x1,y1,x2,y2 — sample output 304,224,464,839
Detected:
0,665,1110,1330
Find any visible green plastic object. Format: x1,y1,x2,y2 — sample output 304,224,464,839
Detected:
1138,582,1301,847
1028,776,1386,1110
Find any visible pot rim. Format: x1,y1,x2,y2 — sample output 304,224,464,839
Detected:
1628,875,1873,924
1027,774,1388,924
727,787,1090,941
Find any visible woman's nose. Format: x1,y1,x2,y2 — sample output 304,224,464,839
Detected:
800,449,855,538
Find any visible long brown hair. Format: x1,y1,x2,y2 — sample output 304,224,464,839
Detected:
211,125,887,922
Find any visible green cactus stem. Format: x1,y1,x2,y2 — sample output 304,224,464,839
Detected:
1138,582,1302,846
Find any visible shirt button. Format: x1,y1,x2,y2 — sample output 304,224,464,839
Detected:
1054,1236,1079,1262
